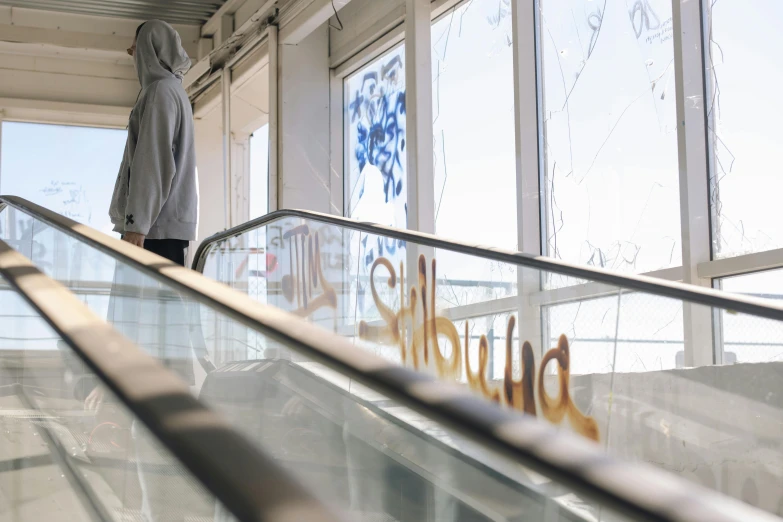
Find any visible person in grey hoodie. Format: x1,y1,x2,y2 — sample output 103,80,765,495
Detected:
102,21,220,522
109,19,198,266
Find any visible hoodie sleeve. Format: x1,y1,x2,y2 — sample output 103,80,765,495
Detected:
124,83,179,236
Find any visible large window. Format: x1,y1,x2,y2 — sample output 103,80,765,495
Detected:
344,45,407,229
540,0,680,284
709,0,783,259
338,1,783,349
332,0,783,514
538,0,684,372
427,0,519,316
0,122,127,236
344,46,408,329
707,1,783,366
431,0,516,251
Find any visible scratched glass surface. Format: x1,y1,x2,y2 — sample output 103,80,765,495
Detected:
545,292,684,374
0,212,637,522
709,1,783,258
345,44,407,231
0,122,127,238
540,0,681,289
0,275,231,522
195,211,783,515
719,269,783,364
431,0,517,253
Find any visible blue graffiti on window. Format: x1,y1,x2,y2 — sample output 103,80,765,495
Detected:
347,47,407,221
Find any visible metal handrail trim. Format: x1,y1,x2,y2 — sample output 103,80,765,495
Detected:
191,207,783,323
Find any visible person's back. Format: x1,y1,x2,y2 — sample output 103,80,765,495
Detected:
110,19,198,265
103,23,212,522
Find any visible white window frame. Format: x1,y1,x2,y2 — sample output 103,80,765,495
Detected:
332,0,782,367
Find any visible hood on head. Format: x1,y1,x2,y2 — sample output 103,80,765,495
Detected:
135,20,191,89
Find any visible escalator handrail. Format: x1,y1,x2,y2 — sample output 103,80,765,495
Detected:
0,195,777,522
0,238,341,522
193,208,783,323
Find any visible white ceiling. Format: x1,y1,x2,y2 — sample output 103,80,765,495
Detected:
0,0,228,25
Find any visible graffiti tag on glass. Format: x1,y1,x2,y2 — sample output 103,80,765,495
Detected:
357,255,599,442
274,223,598,441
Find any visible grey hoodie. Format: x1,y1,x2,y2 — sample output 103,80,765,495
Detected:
109,20,199,241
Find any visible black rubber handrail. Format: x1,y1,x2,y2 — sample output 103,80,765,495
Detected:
193,208,783,323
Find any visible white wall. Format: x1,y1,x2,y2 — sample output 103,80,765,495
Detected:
329,0,404,68
278,24,334,213
194,89,226,242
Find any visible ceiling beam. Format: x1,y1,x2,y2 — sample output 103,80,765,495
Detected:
279,0,351,44
201,0,247,37
184,0,276,91
0,97,131,128
0,6,200,58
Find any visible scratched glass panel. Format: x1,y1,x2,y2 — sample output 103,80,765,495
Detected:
431,0,517,249
190,210,783,515
429,0,518,314
719,269,783,364
540,0,681,289
545,292,684,375
709,1,783,258
0,122,127,237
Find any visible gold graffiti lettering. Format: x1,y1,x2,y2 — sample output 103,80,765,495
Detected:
538,334,599,441
280,225,337,318
504,316,537,416
273,224,599,442
357,255,600,442
360,255,462,380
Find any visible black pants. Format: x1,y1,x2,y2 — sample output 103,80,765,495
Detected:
142,238,189,266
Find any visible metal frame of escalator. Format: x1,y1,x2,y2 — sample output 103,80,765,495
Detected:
1,195,780,522
0,236,341,522
192,208,783,323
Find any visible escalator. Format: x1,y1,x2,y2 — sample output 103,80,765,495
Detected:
193,209,783,519
0,195,777,522
0,239,333,522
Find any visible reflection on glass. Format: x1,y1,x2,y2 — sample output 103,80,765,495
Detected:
541,0,680,286
0,122,127,237
0,207,635,522
708,0,783,258
0,277,228,522
345,45,407,230
719,269,783,363
195,212,783,516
